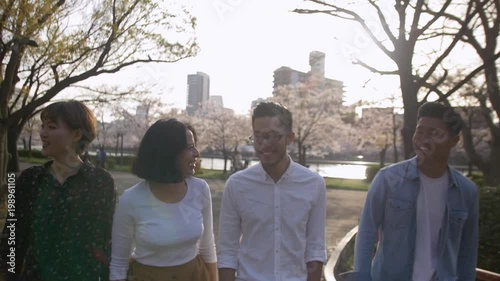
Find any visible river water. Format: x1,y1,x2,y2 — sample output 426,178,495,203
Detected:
200,157,368,180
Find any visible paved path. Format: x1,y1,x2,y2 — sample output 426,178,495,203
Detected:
20,163,367,258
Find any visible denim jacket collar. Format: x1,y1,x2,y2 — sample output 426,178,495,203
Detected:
407,156,459,188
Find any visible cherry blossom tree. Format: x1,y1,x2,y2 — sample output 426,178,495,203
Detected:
272,80,350,166
0,0,199,214
354,107,402,167
294,0,497,163
194,101,251,173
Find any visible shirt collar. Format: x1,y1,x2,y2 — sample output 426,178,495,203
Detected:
256,155,295,183
42,160,95,181
408,156,459,188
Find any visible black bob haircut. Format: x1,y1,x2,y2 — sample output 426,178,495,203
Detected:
132,118,197,183
417,102,463,136
252,101,293,132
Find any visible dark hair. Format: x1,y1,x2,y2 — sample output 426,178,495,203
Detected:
252,101,293,131
132,118,197,183
417,102,463,135
40,101,97,155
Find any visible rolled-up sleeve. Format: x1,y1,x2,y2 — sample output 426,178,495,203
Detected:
305,176,327,263
217,178,241,269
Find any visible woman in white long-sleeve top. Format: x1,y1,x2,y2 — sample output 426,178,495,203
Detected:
109,118,217,281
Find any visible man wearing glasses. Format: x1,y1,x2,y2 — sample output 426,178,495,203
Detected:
217,101,327,281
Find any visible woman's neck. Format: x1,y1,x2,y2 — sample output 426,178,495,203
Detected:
50,156,83,184
149,180,187,203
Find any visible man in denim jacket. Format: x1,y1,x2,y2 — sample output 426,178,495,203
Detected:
353,102,479,281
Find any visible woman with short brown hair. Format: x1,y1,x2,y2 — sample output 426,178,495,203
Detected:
0,100,116,281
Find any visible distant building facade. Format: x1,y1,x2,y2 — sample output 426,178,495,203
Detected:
209,95,224,108
272,51,344,104
186,72,210,116
251,98,268,110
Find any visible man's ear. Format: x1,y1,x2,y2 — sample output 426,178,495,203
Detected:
286,131,295,145
449,134,460,148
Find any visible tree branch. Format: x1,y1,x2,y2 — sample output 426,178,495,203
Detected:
294,0,394,59
410,0,454,43
353,59,398,75
441,51,500,99
367,0,397,43
417,2,475,89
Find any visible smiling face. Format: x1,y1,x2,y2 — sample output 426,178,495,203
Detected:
177,129,200,178
40,118,81,161
252,116,294,169
412,116,459,165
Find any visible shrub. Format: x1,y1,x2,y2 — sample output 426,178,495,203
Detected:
365,165,381,183
18,149,46,159
106,158,116,170
476,184,500,273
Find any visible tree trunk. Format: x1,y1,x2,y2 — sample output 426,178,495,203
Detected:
115,134,119,157
400,81,419,160
120,133,124,166
0,124,9,225
481,53,500,186
484,136,500,186
28,134,32,158
298,142,307,166
379,145,388,167
7,126,20,173
392,111,399,163
223,152,228,174
467,160,473,177
396,45,419,160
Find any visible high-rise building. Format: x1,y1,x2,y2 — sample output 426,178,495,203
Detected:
186,72,210,116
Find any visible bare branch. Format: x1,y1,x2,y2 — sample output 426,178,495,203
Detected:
410,0,454,43
367,0,397,43
353,59,398,75
294,0,394,59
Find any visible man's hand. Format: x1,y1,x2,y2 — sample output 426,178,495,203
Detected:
219,267,236,281
307,261,324,281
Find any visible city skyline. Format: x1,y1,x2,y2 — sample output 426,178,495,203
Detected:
86,0,402,116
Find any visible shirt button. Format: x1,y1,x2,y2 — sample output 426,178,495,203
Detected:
276,227,279,230
276,206,278,208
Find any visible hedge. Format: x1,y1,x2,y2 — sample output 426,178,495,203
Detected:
18,149,46,159
18,149,135,168
365,165,381,183
474,175,500,273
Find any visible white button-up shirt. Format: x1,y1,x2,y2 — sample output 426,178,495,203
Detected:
217,159,327,281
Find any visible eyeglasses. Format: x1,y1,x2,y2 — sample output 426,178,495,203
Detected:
249,131,284,143
186,144,198,151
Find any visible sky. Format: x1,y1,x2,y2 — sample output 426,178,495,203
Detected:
91,0,404,115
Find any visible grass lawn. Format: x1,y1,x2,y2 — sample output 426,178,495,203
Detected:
324,177,369,191
19,157,48,165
